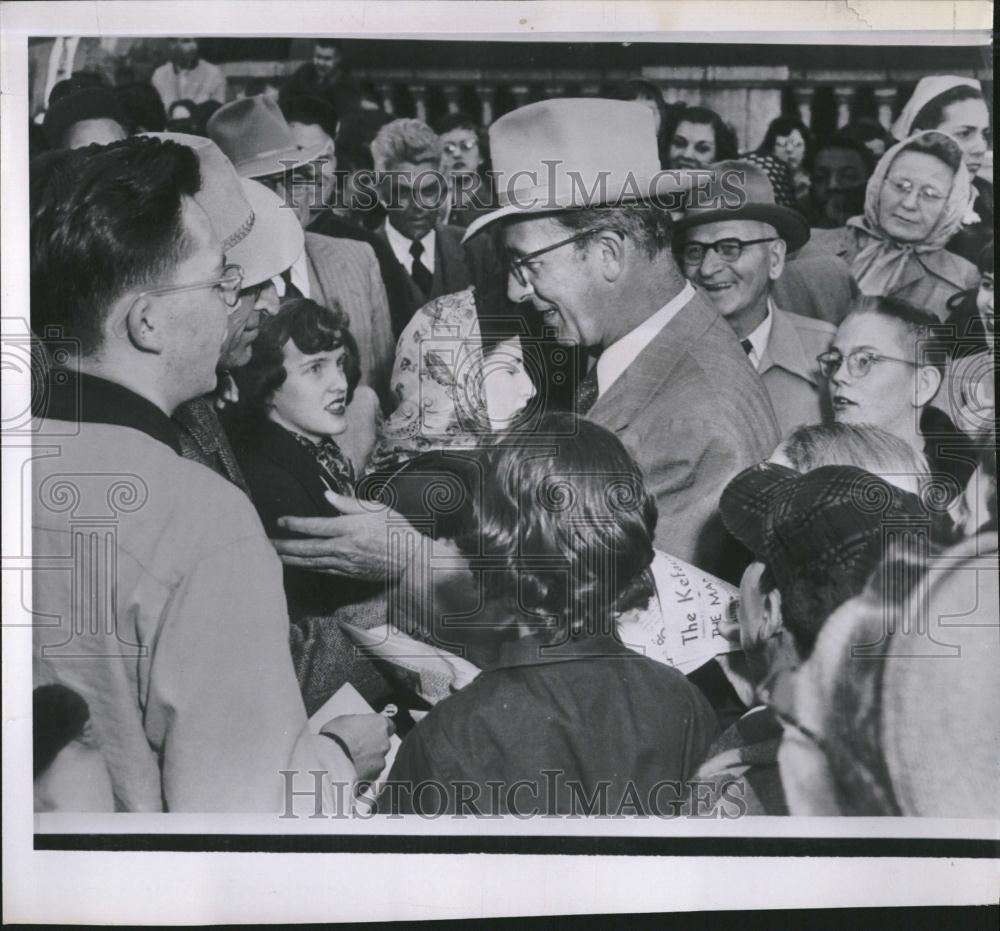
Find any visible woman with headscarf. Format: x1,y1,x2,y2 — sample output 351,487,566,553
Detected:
367,285,539,474
841,130,979,320
892,75,993,264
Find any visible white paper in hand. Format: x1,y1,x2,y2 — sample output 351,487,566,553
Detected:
617,549,739,674
308,683,401,810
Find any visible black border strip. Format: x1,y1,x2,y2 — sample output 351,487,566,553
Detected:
34,833,1000,857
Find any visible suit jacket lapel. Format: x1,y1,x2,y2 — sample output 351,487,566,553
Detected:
304,239,325,306
591,290,715,433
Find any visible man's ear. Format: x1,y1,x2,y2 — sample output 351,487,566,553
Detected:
914,363,943,407
596,229,627,282
761,586,784,640
123,294,166,355
768,238,787,281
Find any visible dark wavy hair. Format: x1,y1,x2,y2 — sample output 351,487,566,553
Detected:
911,85,987,133
456,413,658,639
898,129,964,174
758,114,813,167
666,104,739,165
236,298,361,419
30,136,201,356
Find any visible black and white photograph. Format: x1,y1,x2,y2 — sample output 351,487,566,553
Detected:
2,0,997,924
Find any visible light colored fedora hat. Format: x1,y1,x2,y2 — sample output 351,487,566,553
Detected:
145,132,304,287
674,159,810,252
462,98,699,241
206,94,327,179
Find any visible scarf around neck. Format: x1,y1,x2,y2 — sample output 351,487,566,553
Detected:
845,130,973,297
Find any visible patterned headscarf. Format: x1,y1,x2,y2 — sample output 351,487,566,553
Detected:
370,287,523,472
846,131,973,296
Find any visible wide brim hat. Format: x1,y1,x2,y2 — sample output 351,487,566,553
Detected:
144,132,304,288
233,179,304,287
463,98,702,242
674,159,810,252
207,94,328,180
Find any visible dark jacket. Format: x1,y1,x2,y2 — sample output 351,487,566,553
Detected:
279,62,361,117
378,221,501,328
381,631,719,815
231,419,390,713
308,209,415,339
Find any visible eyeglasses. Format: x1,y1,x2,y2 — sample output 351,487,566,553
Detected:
817,348,918,379
443,138,478,156
508,228,620,288
885,176,946,205
678,237,778,264
136,263,245,311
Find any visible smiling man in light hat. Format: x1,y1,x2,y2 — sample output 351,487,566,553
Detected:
676,159,836,438
465,98,781,579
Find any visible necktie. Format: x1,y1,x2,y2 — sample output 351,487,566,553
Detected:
741,338,753,355
575,365,600,416
281,269,303,300
409,239,433,297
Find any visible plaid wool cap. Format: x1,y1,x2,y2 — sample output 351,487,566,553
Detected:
719,463,927,592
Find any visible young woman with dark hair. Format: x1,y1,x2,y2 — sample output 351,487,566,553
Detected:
232,298,391,712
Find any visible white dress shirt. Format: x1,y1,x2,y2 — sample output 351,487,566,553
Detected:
741,299,775,371
385,221,436,276
594,282,697,398
272,250,311,300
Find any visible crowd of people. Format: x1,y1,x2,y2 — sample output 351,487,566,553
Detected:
27,39,996,818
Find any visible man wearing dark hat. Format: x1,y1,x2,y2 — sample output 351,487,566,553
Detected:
42,85,128,149
208,95,395,406
676,160,836,438
691,461,926,814
463,98,782,579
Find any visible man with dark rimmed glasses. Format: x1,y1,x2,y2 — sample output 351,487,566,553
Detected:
676,159,837,438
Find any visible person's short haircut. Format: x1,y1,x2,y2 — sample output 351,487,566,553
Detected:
30,136,201,356
896,130,964,175
779,422,931,482
281,95,337,140
849,295,949,377
671,105,739,161
314,38,343,52
549,203,674,260
115,82,167,133
461,412,658,636
758,563,866,659
237,297,361,418
371,118,442,172
911,85,987,133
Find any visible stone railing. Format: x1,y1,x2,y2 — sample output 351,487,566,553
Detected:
220,60,992,150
